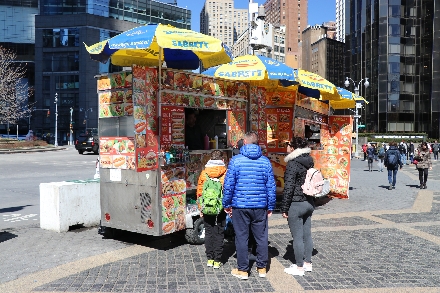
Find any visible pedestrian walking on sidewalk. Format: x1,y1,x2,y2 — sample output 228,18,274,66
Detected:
197,150,227,269
409,142,415,164
384,142,403,190
399,142,407,165
377,143,386,172
223,132,276,280
433,140,439,161
362,144,367,161
414,142,432,189
281,137,315,276
366,143,375,172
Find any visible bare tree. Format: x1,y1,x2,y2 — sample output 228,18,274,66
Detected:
0,46,35,136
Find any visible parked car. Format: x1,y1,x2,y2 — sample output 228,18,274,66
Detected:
75,131,99,154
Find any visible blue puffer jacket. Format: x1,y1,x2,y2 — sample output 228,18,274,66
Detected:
222,144,276,210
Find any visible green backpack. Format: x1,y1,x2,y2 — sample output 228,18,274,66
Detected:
199,173,223,215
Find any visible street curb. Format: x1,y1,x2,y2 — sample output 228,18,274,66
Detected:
0,147,67,154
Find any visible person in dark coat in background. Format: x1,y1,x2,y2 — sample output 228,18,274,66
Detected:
409,142,415,164
384,141,403,190
281,137,315,276
223,132,276,280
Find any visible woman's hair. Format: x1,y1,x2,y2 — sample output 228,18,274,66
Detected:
289,137,308,149
389,141,397,147
421,142,428,148
211,150,224,160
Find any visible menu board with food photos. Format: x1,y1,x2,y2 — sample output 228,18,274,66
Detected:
266,90,296,106
250,86,268,155
99,89,133,118
132,65,159,172
227,110,246,148
99,137,136,170
158,68,247,111
161,165,187,235
160,106,185,149
266,108,293,152
312,116,352,199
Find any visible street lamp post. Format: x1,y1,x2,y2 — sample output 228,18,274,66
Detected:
344,77,369,158
69,107,73,145
54,93,58,147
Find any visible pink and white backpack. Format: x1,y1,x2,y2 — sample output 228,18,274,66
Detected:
301,168,330,198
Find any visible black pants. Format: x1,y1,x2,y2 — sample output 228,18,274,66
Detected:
434,151,439,160
203,211,226,262
418,168,429,185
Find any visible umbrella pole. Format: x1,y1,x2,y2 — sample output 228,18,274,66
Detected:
158,46,162,119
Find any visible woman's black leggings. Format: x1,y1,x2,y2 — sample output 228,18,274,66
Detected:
418,168,428,184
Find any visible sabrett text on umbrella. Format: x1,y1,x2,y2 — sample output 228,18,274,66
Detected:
300,80,334,91
217,70,263,78
172,40,209,49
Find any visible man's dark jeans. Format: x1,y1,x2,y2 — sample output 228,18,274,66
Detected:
387,168,398,186
232,208,268,271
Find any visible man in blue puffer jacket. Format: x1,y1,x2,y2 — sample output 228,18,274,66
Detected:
223,132,276,280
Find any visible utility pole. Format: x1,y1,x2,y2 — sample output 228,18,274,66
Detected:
54,93,58,147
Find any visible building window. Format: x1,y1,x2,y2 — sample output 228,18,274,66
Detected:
43,52,79,72
43,28,79,47
388,62,400,74
43,76,51,91
388,24,400,36
56,75,79,90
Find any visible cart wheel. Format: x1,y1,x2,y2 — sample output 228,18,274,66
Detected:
185,217,205,245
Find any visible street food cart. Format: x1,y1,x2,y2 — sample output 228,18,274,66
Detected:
248,86,353,199
96,65,248,243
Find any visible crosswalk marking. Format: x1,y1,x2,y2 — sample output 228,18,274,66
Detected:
2,214,38,223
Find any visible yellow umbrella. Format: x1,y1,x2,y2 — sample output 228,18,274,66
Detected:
84,23,232,70
293,69,340,100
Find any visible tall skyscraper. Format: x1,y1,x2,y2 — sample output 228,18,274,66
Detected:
335,0,345,42
200,0,248,48
346,1,440,138
263,0,308,68
33,0,190,141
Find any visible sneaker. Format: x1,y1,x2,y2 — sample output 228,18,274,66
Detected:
213,261,221,269
388,184,393,190
231,268,248,280
256,267,266,278
392,185,395,189
284,264,305,276
424,184,427,189
207,260,214,267
303,262,313,272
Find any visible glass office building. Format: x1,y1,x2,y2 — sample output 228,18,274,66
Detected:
345,0,440,138
34,0,190,141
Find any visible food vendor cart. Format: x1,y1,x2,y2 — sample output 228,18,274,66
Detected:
249,86,353,199
96,65,248,244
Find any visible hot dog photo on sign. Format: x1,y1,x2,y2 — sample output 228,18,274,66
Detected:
134,119,147,134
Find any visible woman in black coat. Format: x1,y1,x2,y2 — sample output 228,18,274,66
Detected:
281,137,315,276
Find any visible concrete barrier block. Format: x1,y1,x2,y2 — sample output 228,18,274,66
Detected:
40,180,100,232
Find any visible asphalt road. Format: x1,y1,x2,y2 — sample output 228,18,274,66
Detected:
0,146,98,230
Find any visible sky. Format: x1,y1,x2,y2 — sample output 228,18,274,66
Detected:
177,0,336,31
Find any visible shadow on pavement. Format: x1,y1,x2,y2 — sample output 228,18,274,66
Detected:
0,205,32,213
0,231,18,243
406,184,421,188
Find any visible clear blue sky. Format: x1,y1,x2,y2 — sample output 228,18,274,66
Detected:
176,0,336,31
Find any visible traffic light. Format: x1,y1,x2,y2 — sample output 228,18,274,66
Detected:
69,124,73,130
47,110,50,117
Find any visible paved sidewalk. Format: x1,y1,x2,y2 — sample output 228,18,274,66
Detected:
1,159,440,293
0,145,67,154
